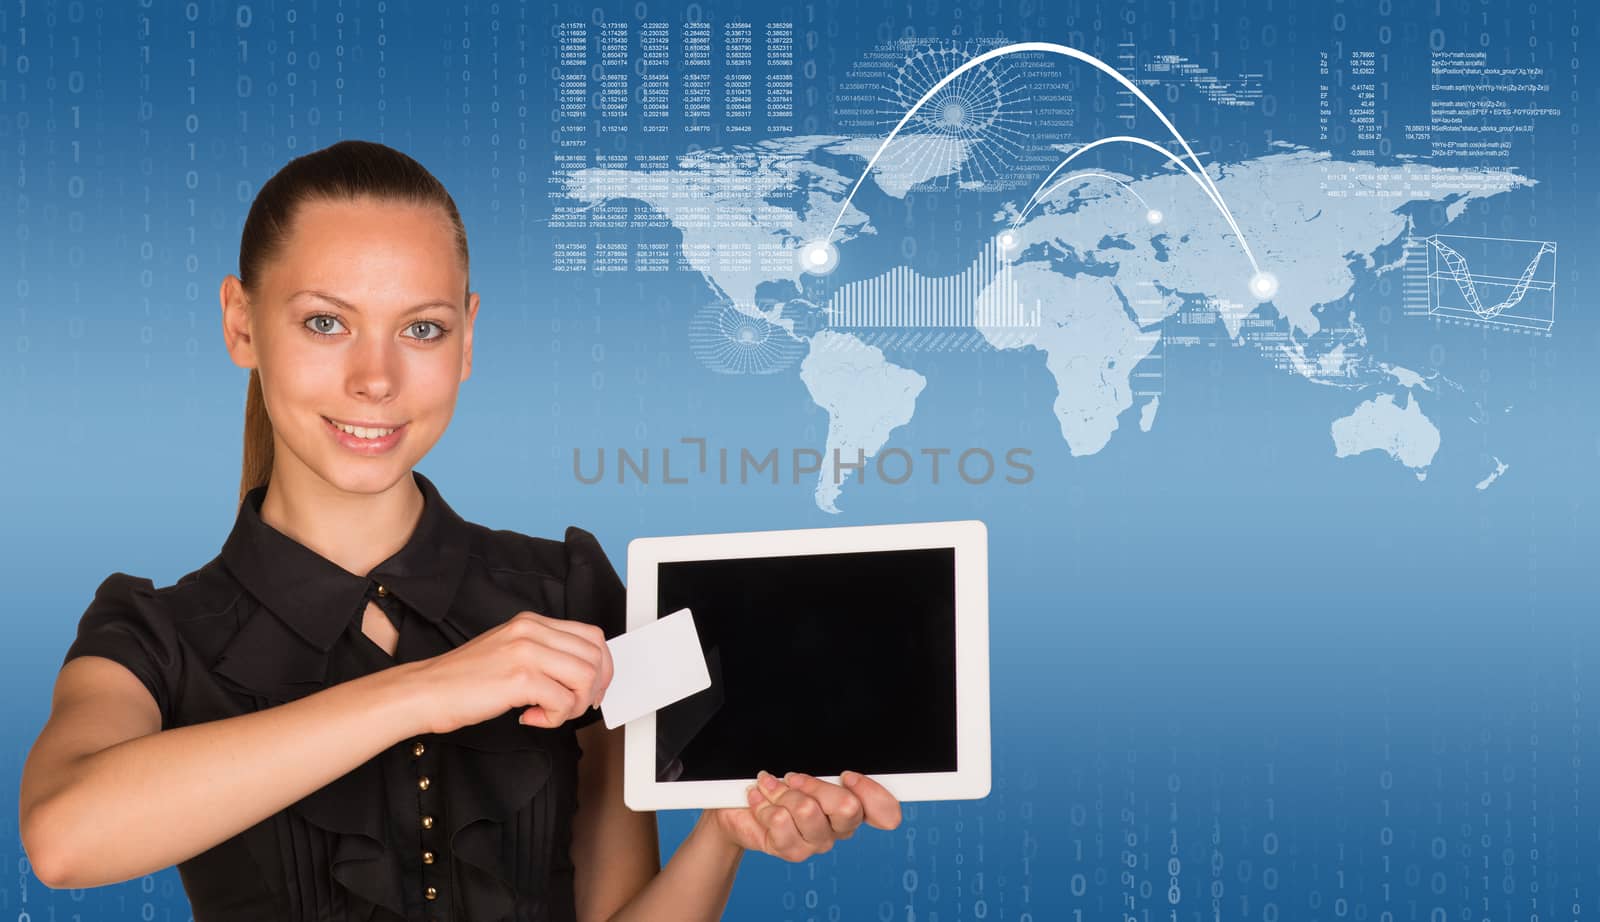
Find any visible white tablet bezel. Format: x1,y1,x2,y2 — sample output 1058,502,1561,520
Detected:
622,519,990,811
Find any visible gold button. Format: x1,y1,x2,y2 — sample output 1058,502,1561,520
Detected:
412,741,425,757
418,775,431,791
423,849,434,865
425,886,437,901
421,814,433,829
376,583,389,596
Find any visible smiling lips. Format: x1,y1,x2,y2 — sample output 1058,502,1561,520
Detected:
323,415,407,453
325,416,403,438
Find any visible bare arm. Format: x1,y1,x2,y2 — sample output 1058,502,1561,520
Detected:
570,718,662,922
601,812,745,922
570,718,743,922
19,654,430,889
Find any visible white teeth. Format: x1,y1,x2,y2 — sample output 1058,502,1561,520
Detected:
329,418,397,439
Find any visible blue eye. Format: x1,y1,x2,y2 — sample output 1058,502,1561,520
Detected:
305,315,346,338
303,315,451,343
407,320,449,342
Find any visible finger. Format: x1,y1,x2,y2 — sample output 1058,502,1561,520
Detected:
753,795,808,861
521,616,612,707
509,640,601,714
725,791,771,848
573,635,611,709
523,612,608,653
749,772,806,857
518,617,607,671
515,674,579,728
782,772,864,839
770,785,834,851
752,770,788,806
841,771,903,830
591,638,614,708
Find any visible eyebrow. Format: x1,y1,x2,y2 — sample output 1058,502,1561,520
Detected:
288,289,462,315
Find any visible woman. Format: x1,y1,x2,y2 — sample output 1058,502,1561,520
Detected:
17,140,902,921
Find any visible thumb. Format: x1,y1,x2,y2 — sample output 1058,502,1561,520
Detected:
519,706,556,728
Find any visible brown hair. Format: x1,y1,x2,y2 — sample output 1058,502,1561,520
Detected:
235,140,470,506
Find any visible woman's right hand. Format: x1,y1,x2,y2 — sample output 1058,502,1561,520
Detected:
408,610,615,733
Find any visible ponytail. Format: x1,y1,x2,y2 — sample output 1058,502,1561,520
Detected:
239,368,275,506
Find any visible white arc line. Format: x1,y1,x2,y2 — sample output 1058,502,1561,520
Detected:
1018,138,1199,220
827,41,1262,274
1011,135,1261,274
1016,170,1151,223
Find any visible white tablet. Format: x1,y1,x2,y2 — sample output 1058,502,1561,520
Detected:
621,519,990,811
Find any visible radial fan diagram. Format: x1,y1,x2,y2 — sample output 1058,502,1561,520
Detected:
836,38,1072,194
687,302,806,375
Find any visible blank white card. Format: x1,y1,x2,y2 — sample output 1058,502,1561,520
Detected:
599,607,712,729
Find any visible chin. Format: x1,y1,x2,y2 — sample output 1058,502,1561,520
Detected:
308,464,403,493
307,456,419,496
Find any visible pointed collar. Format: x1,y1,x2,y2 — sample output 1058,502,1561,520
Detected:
219,469,472,655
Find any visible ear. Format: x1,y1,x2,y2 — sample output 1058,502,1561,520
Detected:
220,275,258,371
460,289,480,383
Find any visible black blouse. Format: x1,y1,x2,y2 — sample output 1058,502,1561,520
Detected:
59,469,627,922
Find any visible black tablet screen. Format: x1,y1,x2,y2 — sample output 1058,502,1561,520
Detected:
653,546,958,782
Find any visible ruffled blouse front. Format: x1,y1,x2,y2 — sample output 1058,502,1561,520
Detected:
60,470,628,922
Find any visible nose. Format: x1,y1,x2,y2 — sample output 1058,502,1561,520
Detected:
347,333,400,401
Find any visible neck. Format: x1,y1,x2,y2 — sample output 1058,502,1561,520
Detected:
257,460,424,578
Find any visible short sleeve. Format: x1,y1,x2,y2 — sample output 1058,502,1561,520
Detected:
61,572,183,729
562,526,627,730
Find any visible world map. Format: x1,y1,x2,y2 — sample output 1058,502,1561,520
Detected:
561,136,1533,512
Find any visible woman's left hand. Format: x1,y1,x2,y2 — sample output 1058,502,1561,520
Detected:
707,770,903,860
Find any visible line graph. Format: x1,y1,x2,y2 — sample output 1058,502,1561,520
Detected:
1425,234,1557,332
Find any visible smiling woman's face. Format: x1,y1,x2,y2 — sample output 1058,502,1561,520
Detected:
221,195,480,496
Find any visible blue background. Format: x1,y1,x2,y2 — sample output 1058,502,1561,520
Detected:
2,1,1597,920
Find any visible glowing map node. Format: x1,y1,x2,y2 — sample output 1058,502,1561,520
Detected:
798,240,840,275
